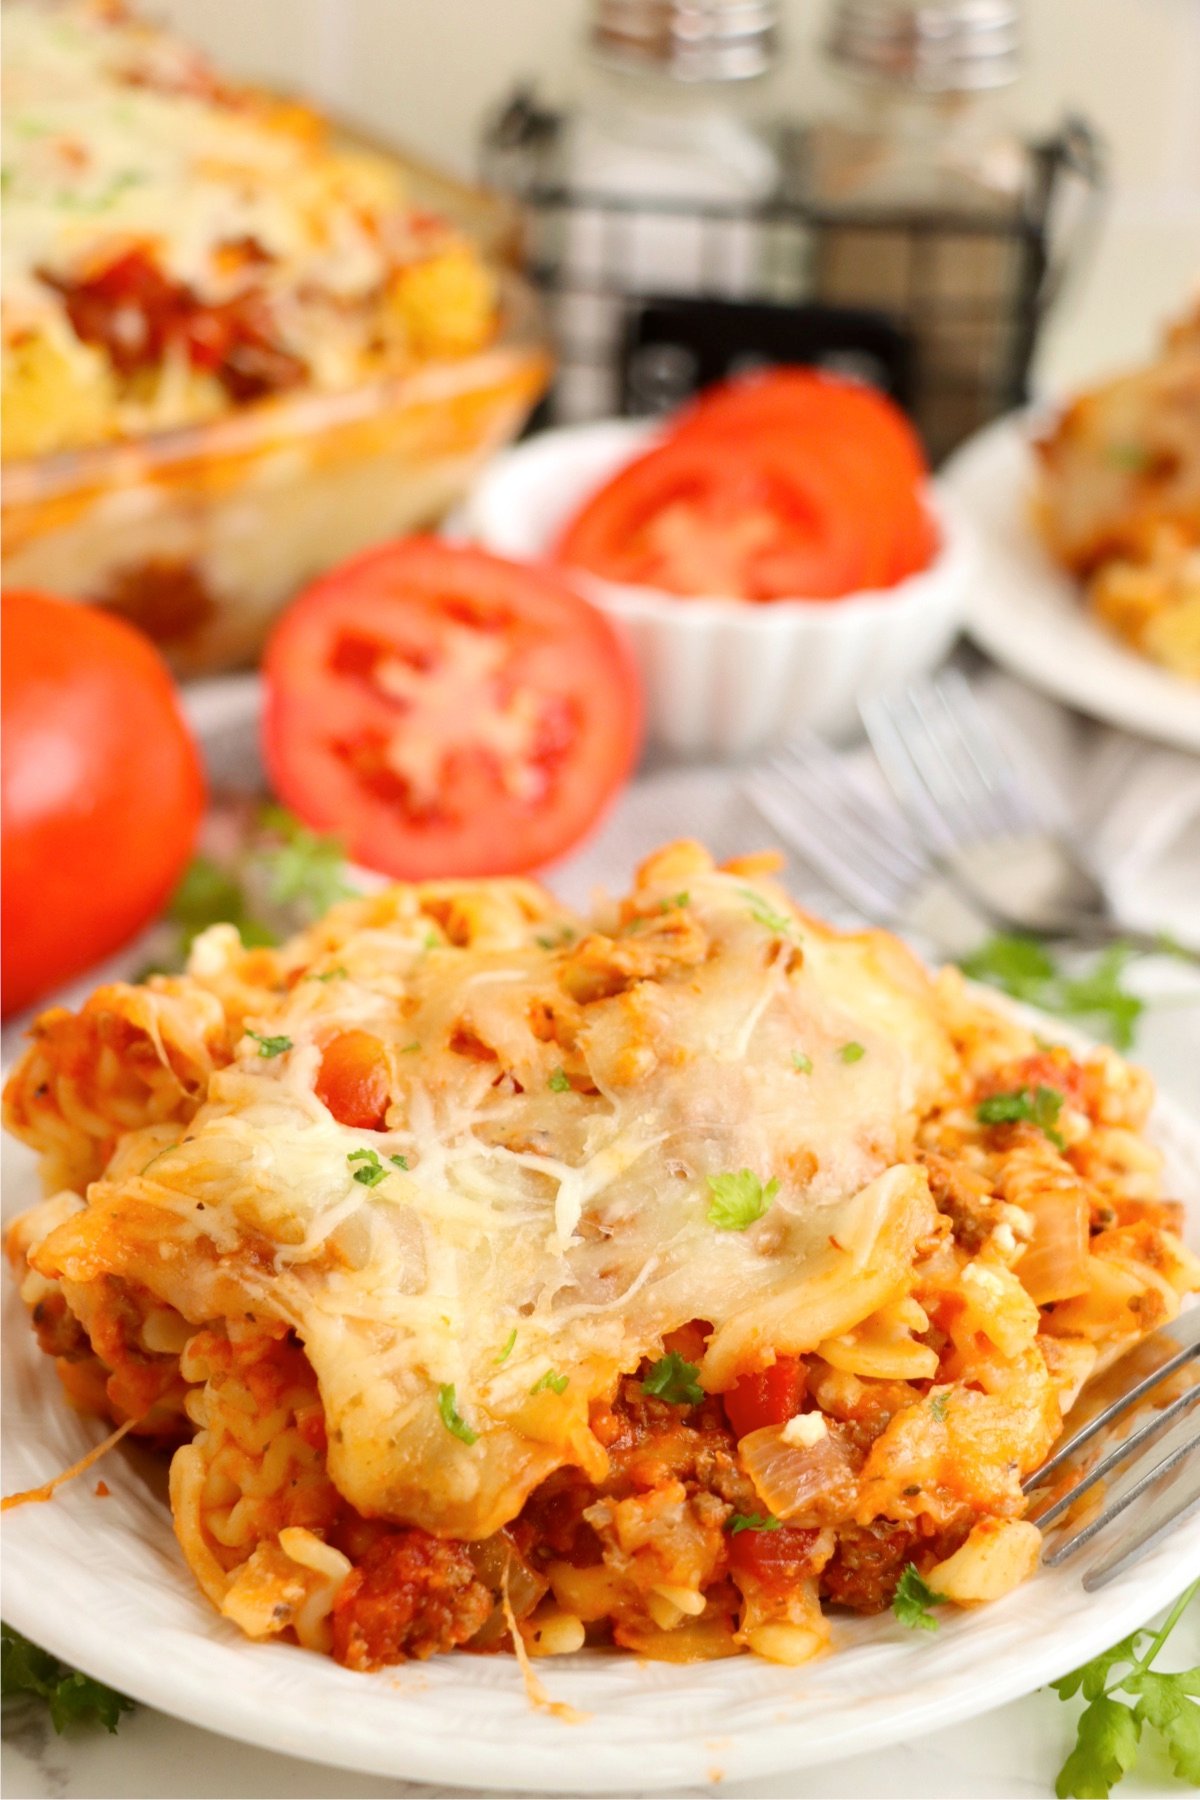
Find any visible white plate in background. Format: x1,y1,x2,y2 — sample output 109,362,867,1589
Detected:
942,414,1200,754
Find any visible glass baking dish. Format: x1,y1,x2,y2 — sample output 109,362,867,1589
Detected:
1,265,551,677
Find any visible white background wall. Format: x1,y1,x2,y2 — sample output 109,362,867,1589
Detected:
154,0,1200,392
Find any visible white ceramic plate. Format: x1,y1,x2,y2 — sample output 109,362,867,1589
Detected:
3,740,1198,1793
942,413,1200,754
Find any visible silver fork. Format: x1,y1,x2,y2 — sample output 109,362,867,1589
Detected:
744,731,1002,955
861,672,1176,957
1023,1307,1200,1589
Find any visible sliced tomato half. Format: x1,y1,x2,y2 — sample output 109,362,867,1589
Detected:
672,366,928,488
555,434,888,600
262,539,642,880
671,367,937,584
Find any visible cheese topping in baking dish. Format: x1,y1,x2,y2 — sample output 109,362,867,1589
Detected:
1,1,497,456
6,843,1196,1671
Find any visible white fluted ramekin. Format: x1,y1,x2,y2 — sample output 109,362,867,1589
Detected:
464,419,974,758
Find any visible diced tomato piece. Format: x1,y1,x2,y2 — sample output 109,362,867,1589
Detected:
315,1030,390,1129
722,1355,806,1440
729,1522,822,1588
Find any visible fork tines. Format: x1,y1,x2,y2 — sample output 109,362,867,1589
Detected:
1024,1307,1200,1588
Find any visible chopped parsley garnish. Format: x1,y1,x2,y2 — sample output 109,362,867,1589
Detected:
958,935,1144,1053
726,1513,782,1536
739,887,793,935
929,1391,949,1423
529,1369,569,1396
792,1052,813,1074
892,1564,948,1631
402,1041,421,1054
641,1352,705,1407
547,1067,571,1093
1106,442,1151,473
977,1084,1066,1150
495,1328,517,1366
391,1154,410,1171
706,1169,778,1231
437,1383,478,1445
1050,1579,1200,1797
535,926,577,950
423,930,440,951
258,805,357,917
1,1623,134,1734
348,1148,387,1186
306,966,348,983
167,854,276,956
839,1041,866,1064
661,891,690,912
246,1029,292,1059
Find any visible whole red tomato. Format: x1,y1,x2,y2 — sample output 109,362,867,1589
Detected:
2,591,206,1016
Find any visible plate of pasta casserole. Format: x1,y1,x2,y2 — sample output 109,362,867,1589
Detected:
943,307,1200,752
2,819,1198,1791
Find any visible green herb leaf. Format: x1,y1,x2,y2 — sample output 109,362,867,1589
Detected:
437,1383,478,1445
839,1041,866,1064
389,1154,409,1171
661,891,690,912
1127,1671,1200,1786
976,1084,1066,1149
641,1351,705,1407
257,805,357,918
792,1052,813,1074
726,1513,782,1536
706,1169,778,1231
1,1623,134,1734
1056,1696,1142,1798
738,887,793,935
1050,1579,1199,1799
1106,442,1150,473
892,1564,947,1631
529,1369,569,1396
929,1391,949,1423
535,926,577,950
167,855,276,956
347,1148,388,1186
246,1029,292,1059
958,935,1144,1053
547,1067,571,1093
402,1041,421,1054
495,1328,517,1366
306,966,348,983
1052,1632,1149,1704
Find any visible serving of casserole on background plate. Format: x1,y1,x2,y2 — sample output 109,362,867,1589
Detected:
3,772,1197,1791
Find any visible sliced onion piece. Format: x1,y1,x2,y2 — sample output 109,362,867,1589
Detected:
739,1419,858,1522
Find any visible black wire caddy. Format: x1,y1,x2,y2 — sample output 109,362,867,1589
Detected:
482,93,1105,462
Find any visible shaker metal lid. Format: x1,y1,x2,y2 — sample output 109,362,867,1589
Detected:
589,0,779,82
827,0,1020,91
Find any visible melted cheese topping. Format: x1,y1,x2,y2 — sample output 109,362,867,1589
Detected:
1,1,494,451
31,844,954,1541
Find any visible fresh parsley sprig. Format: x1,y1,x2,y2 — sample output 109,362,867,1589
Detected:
706,1169,778,1231
1,1623,133,1734
892,1563,948,1632
727,1513,782,1536
1051,1581,1200,1798
959,936,1145,1053
437,1383,478,1446
641,1351,705,1407
976,1083,1066,1150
